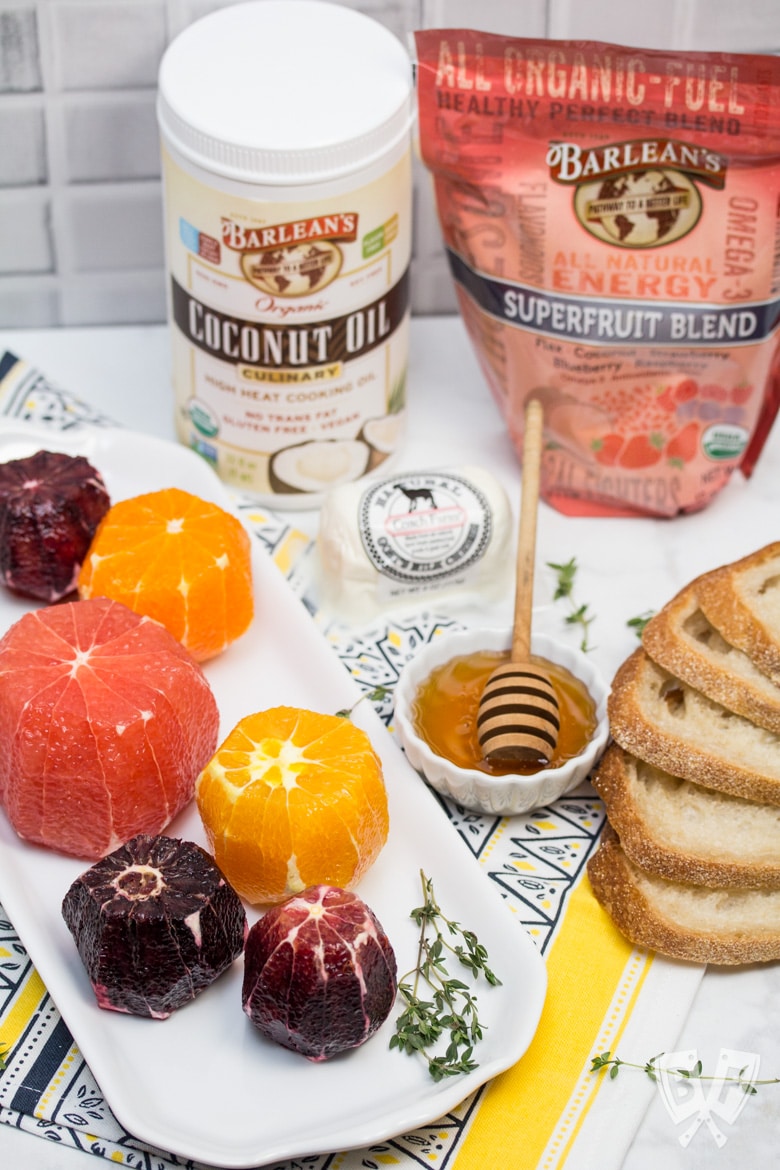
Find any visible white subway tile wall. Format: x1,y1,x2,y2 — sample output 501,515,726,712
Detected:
0,0,779,326
548,0,780,49
0,187,53,272
62,93,161,182
0,100,47,184
0,8,42,90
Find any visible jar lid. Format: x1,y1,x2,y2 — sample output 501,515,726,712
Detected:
157,0,414,185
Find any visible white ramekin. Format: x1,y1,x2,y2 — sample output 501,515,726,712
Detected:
393,627,610,816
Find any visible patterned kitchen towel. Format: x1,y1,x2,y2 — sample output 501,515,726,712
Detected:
0,351,703,1170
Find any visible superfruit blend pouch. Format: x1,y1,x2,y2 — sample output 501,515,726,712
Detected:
414,31,780,517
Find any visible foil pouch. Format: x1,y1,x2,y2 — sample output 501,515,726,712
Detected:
414,30,780,518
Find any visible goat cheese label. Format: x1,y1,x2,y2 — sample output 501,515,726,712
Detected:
358,471,494,587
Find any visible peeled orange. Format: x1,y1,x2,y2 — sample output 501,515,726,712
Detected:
196,706,389,905
0,597,220,859
78,487,253,661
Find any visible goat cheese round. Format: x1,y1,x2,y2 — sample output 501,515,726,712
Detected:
316,465,512,621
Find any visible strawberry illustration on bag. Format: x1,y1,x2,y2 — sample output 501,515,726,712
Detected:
619,434,665,469
592,433,624,466
666,422,701,466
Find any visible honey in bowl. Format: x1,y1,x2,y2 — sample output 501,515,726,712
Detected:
411,648,597,776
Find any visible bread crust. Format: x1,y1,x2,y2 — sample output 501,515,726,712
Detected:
696,542,780,684
607,648,780,807
596,542,780,966
587,827,780,965
592,743,780,889
642,573,780,735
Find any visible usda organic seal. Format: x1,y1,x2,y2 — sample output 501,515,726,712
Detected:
702,423,748,461
188,398,219,438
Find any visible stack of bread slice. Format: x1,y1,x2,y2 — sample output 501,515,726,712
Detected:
587,542,780,965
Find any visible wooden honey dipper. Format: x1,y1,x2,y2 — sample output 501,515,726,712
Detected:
476,397,560,765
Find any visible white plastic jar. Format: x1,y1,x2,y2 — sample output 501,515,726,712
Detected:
157,0,414,507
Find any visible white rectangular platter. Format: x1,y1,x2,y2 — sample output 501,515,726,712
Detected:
0,422,547,1168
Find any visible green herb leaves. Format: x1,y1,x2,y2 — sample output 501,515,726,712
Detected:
390,870,501,1081
547,557,596,652
335,685,390,720
626,611,654,638
548,558,656,648
591,1050,663,1081
591,1050,777,1094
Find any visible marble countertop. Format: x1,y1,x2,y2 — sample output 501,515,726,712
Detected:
1,317,779,1169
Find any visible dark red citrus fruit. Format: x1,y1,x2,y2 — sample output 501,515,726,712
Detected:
0,597,220,858
242,885,397,1061
0,449,110,602
62,834,247,1018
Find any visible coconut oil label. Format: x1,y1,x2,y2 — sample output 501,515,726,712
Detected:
162,149,411,504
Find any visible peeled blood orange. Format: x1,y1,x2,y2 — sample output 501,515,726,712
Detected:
0,597,220,859
242,885,397,1060
62,834,247,1018
0,449,110,602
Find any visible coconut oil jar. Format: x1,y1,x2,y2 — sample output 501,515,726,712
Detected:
157,0,414,506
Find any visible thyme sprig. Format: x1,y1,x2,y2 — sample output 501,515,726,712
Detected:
626,611,654,639
547,557,596,652
390,870,501,1081
591,1050,779,1095
335,685,390,720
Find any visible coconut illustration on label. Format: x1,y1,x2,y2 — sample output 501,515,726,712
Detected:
269,438,372,495
317,465,513,622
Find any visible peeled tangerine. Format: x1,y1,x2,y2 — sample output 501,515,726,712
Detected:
62,834,247,1018
242,885,397,1060
0,449,110,602
196,706,389,905
77,486,254,662
0,597,220,859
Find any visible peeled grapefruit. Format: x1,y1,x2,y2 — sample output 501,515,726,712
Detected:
0,597,220,859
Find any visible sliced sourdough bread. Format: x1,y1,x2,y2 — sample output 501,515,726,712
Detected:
696,542,780,684
592,743,780,889
642,573,780,735
608,647,780,806
587,826,780,965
